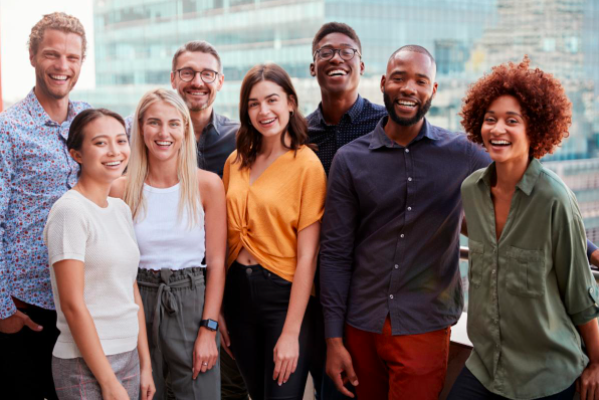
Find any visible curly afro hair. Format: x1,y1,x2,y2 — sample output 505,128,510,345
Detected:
460,56,571,159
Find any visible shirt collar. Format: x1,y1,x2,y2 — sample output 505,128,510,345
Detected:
25,88,78,126
479,158,542,196
204,110,221,136
369,117,438,150
316,94,365,125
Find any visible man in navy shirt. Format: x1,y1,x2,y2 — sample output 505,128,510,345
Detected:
307,22,386,175
320,45,599,400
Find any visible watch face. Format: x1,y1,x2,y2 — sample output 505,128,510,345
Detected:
206,319,218,330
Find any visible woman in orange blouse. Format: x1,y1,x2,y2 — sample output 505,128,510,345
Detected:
222,63,326,400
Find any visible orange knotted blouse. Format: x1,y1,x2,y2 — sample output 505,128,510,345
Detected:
222,146,327,282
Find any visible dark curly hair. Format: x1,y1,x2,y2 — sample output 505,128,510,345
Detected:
460,56,571,159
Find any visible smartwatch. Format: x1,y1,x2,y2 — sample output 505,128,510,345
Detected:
200,318,219,331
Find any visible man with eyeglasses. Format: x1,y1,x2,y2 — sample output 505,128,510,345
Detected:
307,22,386,175
170,40,239,179
0,13,90,400
305,22,386,400
169,40,247,400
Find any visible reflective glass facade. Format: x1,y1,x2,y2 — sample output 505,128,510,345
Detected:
73,0,599,244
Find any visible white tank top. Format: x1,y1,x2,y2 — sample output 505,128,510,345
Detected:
134,183,206,270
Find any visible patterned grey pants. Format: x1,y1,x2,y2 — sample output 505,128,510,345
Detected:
52,348,140,399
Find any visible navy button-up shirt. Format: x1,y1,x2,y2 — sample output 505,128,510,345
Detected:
320,117,491,338
306,95,386,175
196,112,238,178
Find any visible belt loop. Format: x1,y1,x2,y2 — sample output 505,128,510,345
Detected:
186,270,196,289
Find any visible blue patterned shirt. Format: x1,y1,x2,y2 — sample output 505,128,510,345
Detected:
306,95,387,175
0,90,90,318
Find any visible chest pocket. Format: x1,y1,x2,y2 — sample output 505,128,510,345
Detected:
468,239,485,287
505,246,546,298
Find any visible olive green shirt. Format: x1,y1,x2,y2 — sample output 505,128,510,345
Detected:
461,159,599,400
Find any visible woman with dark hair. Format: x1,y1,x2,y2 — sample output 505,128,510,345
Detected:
222,63,327,399
44,109,155,400
449,57,599,400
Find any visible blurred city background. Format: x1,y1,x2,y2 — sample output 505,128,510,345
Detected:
1,0,598,251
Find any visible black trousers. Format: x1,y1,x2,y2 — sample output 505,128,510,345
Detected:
448,367,576,400
0,305,59,400
224,261,317,400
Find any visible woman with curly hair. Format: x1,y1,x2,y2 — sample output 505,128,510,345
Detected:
449,57,599,400
222,63,326,399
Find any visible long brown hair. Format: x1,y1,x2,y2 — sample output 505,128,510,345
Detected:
235,63,312,168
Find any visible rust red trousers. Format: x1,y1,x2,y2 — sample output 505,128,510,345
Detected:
345,317,450,400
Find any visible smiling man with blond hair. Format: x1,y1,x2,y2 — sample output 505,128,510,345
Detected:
0,12,91,399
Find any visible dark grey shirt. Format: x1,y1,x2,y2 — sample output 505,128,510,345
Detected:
196,112,239,177
306,95,386,175
320,117,491,338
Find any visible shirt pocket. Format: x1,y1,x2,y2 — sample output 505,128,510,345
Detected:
505,246,546,298
468,239,485,287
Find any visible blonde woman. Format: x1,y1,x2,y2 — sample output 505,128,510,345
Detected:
111,89,226,400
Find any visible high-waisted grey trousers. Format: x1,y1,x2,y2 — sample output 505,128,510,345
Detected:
138,267,220,400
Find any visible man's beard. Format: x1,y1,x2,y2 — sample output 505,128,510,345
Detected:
383,91,432,126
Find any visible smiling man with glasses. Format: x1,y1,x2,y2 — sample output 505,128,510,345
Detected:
307,22,386,176
170,40,239,178
305,22,387,400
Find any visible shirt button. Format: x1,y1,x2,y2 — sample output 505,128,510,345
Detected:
400,234,405,238
407,207,412,211
408,177,413,182
394,264,399,269
389,294,394,299
405,149,410,153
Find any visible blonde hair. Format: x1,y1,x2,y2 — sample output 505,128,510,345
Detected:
124,88,201,227
29,12,87,59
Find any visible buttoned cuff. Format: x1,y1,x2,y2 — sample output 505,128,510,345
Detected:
0,293,17,320
324,319,345,339
571,286,599,326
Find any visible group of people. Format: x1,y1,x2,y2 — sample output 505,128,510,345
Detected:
1,11,599,400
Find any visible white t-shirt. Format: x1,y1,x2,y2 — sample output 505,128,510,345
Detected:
44,190,140,359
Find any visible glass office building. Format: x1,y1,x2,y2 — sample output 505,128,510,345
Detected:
73,0,599,241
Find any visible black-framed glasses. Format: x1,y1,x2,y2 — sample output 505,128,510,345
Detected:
314,47,361,61
176,68,219,83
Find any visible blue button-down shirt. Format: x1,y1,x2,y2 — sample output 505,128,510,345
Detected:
307,95,386,175
0,90,90,318
320,117,491,338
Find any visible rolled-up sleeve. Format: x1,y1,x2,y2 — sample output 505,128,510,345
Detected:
553,191,599,326
320,151,359,338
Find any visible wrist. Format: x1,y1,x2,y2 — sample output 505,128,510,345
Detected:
281,327,300,337
326,337,345,348
199,326,218,337
97,373,120,388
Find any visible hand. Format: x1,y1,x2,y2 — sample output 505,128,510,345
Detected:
591,249,599,269
273,331,299,386
100,379,130,400
140,366,155,400
218,311,234,359
578,362,599,400
192,327,218,379
325,338,358,398
0,310,43,334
